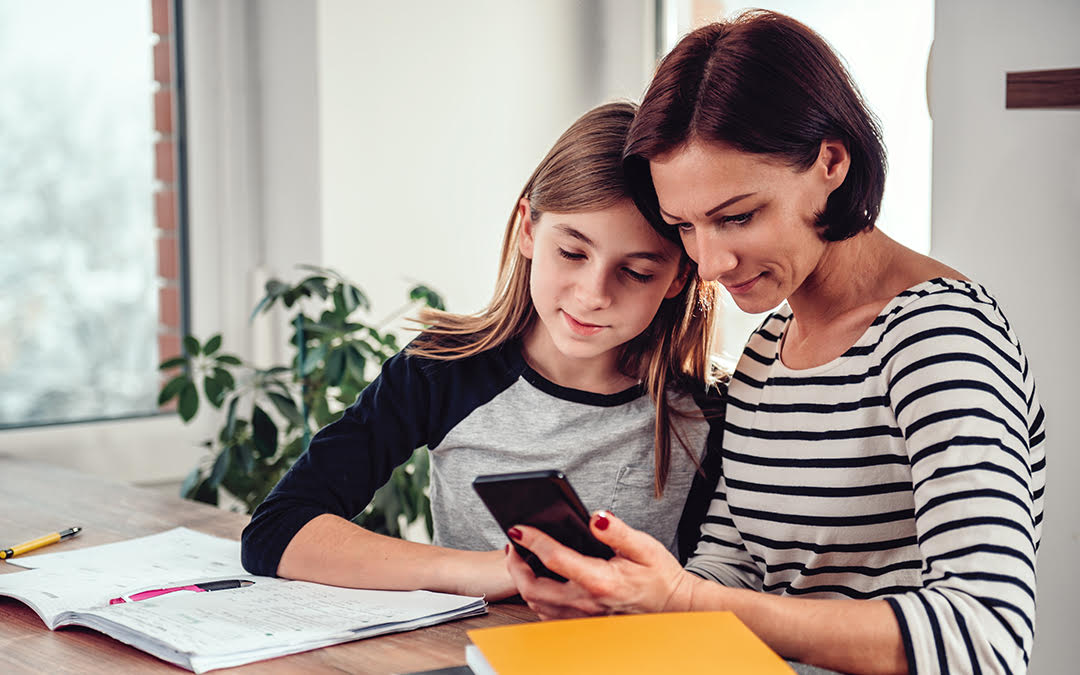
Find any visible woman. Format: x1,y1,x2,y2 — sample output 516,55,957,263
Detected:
505,11,1045,675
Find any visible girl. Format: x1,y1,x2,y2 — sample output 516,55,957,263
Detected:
240,102,726,600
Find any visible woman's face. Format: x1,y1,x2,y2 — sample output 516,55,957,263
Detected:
649,140,846,314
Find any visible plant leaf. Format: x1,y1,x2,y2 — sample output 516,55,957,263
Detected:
409,284,445,310
183,335,201,357
216,354,242,366
212,367,235,391
208,448,231,488
158,374,189,406
180,467,203,499
325,347,346,386
159,356,187,371
178,381,199,422
301,343,327,375
203,334,223,355
267,392,304,427
204,375,226,408
224,396,240,439
252,405,278,458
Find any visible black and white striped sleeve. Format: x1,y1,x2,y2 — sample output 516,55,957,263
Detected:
683,472,766,590
881,287,1045,675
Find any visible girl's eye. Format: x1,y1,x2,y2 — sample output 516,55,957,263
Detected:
722,210,756,226
623,268,653,284
676,222,694,233
557,248,586,261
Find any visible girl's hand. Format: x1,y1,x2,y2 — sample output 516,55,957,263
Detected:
454,549,519,601
505,511,697,619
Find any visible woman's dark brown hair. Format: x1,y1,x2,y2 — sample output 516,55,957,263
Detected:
625,9,887,241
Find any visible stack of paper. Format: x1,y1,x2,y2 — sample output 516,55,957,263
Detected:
0,528,486,673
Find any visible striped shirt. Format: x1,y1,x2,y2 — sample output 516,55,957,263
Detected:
686,278,1045,674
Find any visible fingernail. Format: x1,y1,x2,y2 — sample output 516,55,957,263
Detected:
594,512,610,531
504,543,510,554
508,527,523,541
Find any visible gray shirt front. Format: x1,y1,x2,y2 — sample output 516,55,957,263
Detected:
430,362,712,556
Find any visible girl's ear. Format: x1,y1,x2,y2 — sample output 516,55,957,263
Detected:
517,198,536,260
663,263,691,299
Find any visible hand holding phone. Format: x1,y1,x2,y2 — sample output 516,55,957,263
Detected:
472,470,614,582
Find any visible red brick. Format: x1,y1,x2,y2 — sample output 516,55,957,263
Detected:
155,140,175,183
154,88,172,134
152,0,171,36
157,236,179,279
159,285,181,331
155,189,177,231
158,332,182,363
154,38,172,84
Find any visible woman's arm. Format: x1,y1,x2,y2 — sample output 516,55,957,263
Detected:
278,513,515,599
507,512,907,675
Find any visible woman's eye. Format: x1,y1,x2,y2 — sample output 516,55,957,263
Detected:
722,210,756,226
676,222,694,232
623,268,654,284
557,248,586,261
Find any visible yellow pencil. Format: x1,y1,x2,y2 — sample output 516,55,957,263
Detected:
1,526,82,559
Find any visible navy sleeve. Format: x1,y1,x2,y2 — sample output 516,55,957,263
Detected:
677,380,727,565
240,348,434,576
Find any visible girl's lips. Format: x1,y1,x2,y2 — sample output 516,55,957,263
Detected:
724,273,763,295
562,311,604,336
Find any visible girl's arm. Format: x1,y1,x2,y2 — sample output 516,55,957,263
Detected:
241,346,517,597
278,513,515,599
506,513,907,675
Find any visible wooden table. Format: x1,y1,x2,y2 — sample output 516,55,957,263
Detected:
0,456,536,674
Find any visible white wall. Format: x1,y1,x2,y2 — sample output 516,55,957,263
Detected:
930,2,1080,672
316,0,653,321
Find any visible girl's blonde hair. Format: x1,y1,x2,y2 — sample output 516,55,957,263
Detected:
408,101,721,496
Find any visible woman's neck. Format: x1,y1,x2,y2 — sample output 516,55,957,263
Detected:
786,228,903,332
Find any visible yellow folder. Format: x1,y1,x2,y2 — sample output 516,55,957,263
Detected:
467,611,794,674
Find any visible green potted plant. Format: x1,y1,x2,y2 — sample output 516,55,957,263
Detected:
158,265,444,538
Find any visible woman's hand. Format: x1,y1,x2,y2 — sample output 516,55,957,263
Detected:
505,510,698,620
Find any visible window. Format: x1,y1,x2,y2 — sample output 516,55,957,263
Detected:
0,0,186,429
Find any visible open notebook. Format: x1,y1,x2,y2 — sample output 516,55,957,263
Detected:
0,527,485,673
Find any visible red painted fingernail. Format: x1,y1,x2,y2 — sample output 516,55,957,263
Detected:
594,512,610,531
504,543,510,554
508,527,523,541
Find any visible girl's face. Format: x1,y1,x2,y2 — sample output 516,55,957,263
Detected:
649,140,848,314
518,198,686,378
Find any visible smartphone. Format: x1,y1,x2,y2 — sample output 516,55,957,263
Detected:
472,470,614,581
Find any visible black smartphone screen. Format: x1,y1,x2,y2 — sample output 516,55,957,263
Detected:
473,470,614,581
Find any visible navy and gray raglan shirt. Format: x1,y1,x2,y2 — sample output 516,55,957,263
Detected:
241,339,725,577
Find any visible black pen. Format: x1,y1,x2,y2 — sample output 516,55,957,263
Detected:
109,579,254,604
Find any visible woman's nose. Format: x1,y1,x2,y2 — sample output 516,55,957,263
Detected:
688,230,738,281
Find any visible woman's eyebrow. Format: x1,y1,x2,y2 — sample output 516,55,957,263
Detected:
553,224,670,262
659,192,757,221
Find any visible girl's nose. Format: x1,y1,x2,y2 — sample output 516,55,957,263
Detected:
575,268,613,310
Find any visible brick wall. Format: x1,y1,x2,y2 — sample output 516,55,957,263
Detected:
153,0,182,403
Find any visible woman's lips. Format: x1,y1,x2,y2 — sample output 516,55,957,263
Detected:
562,311,604,336
724,273,762,295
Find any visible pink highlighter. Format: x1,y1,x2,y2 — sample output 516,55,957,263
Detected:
109,579,253,604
